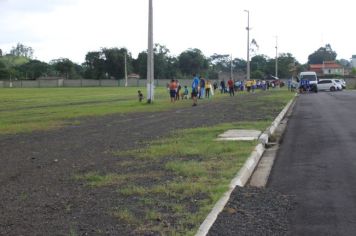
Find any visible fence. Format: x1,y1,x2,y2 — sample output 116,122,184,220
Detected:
0,79,195,88
1,78,355,89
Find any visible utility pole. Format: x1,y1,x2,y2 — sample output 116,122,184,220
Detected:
275,36,278,78
124,52,128,87
147,0,154,103
230,54,233,80
244,10,250,81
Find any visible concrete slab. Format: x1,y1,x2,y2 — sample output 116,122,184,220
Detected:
216,129,262,141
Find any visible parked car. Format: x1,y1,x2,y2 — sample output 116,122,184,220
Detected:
332,79,343,90
337,79,346,89
317,79,339,91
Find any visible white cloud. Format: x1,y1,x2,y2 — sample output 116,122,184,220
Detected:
0,0,355,63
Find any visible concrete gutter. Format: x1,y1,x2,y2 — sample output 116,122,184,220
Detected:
195,94,297,236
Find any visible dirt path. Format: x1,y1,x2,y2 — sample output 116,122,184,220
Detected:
0,93,286,235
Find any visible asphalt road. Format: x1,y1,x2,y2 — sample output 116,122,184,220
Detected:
268,90,356,235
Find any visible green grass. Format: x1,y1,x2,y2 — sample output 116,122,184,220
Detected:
0,87,294,135
98,121,275,235
0,87,194,135
3,86,295,234
74,172,127,187
72,89,295,235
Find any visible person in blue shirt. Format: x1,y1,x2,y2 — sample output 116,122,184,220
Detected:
191,73,200,106
299,79,310,93
183,85,189,99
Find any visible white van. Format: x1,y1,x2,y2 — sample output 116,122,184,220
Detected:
299,71,318,92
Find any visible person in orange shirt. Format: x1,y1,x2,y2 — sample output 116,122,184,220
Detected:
169,79,177,103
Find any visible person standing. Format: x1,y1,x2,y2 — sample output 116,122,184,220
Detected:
191,74,199,106
176,80,181,100
246,79,252,92
169,79,177,103
199,77,205,98
220,80,226,94
205,80,211,98
138,90,144,102
227,78,234,96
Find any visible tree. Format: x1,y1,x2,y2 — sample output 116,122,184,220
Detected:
308,44,337,64
0,49,2,57
250,55,268,72
209,54,231,72
352,68,356,76
232,58,247,73
153,44,170,79
16,60,51,79
338,59,351,68
251,70,264,79
102,47,131,80
178,48,209,75
250,39,259,57
10,43,34,58
0,60,10,80
133,44,178,79
133,51,147,79
50,58,78,79
83,51,106,79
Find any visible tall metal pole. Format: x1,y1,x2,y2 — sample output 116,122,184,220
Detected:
124,52,128,87
275,36,278,78
230,54,233,80
244,10,250,81
147,0,154,103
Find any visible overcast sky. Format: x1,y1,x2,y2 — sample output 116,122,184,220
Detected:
0,0,355,64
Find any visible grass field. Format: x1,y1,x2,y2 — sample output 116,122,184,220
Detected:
0,87,196,134
0,87,296,235
0,87,294,135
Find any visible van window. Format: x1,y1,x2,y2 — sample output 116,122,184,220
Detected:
318,80,331,84
301,75,317,81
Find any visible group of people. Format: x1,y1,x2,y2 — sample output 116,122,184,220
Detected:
219,79,283,94
168,79,189,103
190,74,216,106
139,76,283,105
167,75,215,106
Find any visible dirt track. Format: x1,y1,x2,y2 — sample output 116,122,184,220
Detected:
0,92,289,235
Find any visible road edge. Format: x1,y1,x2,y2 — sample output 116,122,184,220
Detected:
195,94,297,236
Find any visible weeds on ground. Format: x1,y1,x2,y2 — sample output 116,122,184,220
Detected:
78,121,271,235
74,91,295,235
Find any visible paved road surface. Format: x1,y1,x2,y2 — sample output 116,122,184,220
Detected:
268,90,356,235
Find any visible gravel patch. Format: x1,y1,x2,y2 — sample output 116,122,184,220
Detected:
208,186,296,236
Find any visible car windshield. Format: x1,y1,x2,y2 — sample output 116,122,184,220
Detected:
301,75,316,81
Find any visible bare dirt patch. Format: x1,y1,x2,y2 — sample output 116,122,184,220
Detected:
0,92,289,235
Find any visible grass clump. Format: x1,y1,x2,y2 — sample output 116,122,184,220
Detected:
112,121,270,235
75,172,125,187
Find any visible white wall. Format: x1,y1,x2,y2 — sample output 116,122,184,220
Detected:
351,57,356,68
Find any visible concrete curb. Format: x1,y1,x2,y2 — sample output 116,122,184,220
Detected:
195,94,297,236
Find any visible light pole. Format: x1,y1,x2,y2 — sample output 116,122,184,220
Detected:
275,36,278,78
124,52,128,87
147,0,154,103
230,54,233,80
244,10,250,81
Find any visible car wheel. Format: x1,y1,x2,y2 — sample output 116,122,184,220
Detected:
330,87,336,91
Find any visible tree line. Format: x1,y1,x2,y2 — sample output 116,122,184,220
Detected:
1,42,353,81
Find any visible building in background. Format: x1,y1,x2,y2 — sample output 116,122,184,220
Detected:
309,61,344,76
351,55,356,68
